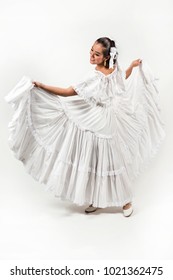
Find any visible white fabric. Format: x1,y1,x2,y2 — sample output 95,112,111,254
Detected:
4,61,165,208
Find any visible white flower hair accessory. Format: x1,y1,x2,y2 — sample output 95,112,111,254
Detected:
109,47,117,69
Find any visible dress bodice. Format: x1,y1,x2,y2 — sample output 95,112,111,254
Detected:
72,63,126,107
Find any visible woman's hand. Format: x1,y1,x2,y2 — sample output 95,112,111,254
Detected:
125,59,142,79
130,59,142,68
32,81,43,88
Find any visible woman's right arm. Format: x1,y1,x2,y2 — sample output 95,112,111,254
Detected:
33,81,77,97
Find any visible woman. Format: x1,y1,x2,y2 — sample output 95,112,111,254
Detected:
5,37,165,217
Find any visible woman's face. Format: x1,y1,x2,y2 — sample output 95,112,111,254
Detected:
90,42,105,66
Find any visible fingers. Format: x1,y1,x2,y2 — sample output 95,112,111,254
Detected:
135,59,142,63
32,81,39,87
134,59,142,67
137,59,142,64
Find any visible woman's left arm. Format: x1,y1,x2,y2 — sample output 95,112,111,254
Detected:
33,81,77,96
125,59,142,79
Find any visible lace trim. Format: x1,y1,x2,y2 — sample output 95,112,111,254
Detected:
52,159,125,177
72,82,98,107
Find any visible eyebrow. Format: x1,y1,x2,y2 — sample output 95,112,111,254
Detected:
91,47,101,55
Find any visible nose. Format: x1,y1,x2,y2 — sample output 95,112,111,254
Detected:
90,52,94,58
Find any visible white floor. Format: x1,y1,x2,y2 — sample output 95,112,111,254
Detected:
0,121,172,260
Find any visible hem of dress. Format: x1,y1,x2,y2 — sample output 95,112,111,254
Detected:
54,194,133,209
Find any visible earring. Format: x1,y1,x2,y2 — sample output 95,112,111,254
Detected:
104,60,107,67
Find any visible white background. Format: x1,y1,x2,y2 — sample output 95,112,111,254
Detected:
0,0,173,261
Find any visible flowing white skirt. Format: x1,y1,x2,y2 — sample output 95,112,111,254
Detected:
4,64,165,207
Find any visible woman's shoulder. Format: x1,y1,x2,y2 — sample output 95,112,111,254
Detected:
83,69,99,80
75,69,99,85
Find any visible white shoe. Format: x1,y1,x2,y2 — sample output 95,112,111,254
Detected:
123,205,133,217
85,204,98,213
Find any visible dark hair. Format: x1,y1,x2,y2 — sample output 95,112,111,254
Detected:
95,37,118,68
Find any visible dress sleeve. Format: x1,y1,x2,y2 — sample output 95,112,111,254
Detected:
71,73,99,106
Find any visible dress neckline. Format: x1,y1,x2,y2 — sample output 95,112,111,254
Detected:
94,67,117,78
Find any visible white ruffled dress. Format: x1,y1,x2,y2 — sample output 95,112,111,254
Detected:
5,61,165,208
